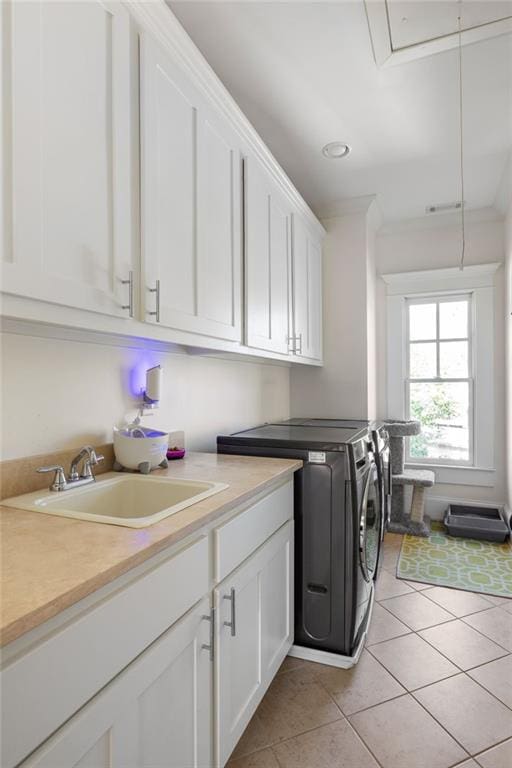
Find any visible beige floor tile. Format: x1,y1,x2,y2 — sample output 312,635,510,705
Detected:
414,674,512,755
382,532,404,551
272,719,379,768
349,694,467,768
228,748,280,768
454,762,479,767
313,649,405,715
380,590,454,630
276,655,307,676
375,569,414,601
405,580,432,590
463,608,512,652
366,603,411,645
501,600,512,614
468,655,512,708
419,620,508,670
380,546,399,573
484,595,512,606
476,738,512,768
369,632,458,690
422,586,494,617
230,665,342,758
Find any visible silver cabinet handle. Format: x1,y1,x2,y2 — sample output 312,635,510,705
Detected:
287,334,303,355
201,607,215,662
223,588,236,636
148,279,160,322
121,271,134,317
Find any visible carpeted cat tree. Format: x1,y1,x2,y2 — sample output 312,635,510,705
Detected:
385,419,435,537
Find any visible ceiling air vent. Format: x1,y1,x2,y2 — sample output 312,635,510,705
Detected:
426,201,464,214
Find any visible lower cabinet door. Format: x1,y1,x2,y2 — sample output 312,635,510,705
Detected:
215,521,293,767
21,597,212,768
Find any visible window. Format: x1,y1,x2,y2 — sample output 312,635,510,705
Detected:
406,295,472,465
383,263,498,487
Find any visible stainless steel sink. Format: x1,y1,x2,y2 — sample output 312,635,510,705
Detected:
2,473,228,528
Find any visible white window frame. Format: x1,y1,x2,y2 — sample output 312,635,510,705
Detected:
383,263,500,487
405,293,473,467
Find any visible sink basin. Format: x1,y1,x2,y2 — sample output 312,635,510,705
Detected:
2,473,229,528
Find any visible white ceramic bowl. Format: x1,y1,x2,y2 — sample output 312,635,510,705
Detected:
113,426,169,471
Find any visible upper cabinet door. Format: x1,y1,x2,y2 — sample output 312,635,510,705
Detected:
244,157,291,355
141,35,242,342
1,1,135,318
292,215,323,361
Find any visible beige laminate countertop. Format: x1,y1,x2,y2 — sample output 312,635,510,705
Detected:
0,452,301,647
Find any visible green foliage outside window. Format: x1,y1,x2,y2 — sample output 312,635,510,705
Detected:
410,386,458,457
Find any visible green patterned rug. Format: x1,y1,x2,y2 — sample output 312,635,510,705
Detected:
397,522,512,597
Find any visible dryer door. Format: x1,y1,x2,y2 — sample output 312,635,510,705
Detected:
359,461,381,583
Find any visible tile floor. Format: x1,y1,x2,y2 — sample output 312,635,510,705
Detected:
228,532,512,768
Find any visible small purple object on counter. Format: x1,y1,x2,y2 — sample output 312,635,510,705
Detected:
166,449,186,460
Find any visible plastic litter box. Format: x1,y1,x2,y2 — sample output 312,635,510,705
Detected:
444,504,510,543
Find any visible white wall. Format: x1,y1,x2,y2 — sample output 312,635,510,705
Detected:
376,211,507,506
290,202,378,418
0,331,290,460
366,204,379,421
505,202,512,510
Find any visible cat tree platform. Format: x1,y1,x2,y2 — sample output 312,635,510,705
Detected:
389,469,435,537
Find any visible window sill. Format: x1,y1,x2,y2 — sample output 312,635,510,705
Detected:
405,463,496,487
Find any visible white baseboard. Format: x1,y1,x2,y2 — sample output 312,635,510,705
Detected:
425,494,507,521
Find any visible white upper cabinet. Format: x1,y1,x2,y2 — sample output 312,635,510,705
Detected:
1,0,323,363
291,214,323,361
1,0,135,318
141,35,242,342
244,157,291,355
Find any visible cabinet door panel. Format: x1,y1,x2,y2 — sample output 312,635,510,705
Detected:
261,540,292,677
141,35,197,324
2,0,134,317
215,522,293,767
141,35,241,341
21,598,212,768
308,238,323,361
292,216,309,355
245,158,290,354
292,215,323,361
197,114,241,336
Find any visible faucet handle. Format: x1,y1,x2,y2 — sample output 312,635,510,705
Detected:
37,465,67,492
82,451,104,479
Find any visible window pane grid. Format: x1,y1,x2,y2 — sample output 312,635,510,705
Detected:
406,294,473,465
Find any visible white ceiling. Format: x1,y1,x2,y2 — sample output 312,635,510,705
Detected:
387,1,512,49
169,1,512,223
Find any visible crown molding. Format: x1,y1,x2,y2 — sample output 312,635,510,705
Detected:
379,207,504,236
125,0,325,238
381,262,502,294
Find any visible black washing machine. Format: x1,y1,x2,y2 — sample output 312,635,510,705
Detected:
217,423,382,661
281,418,392,578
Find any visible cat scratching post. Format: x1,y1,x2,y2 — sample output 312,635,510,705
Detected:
385,420,435,537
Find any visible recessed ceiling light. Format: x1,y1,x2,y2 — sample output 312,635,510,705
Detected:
322,142,351,160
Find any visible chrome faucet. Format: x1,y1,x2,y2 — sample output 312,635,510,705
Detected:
38,446,104,492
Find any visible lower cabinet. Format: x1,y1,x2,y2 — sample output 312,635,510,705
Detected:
215,521,293,767
21,597,212,768
11,484,295,768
